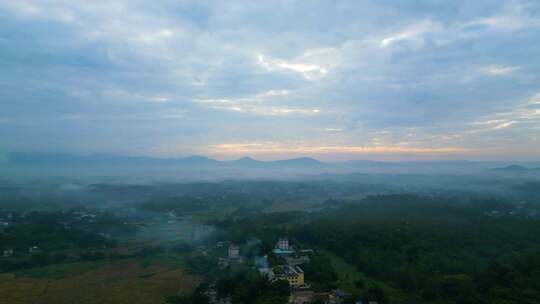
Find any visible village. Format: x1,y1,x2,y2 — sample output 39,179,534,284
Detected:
205,236,375,304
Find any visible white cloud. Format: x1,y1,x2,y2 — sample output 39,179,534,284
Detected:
193,89,321,116
472,119,507,126
0,1,74,22
380,4,540,51
194,88,291,106
255,50,339,81
465,7,540,32
458,64,521,83
380,20,439,48
135,94,170,103
133,28,176,44
494,121,516,129
470,92,540,134
193,98,233,104
528,92,540,105
198,102,322,116
100,89,170,103
60,112,184,121
257,54,326,80
480,65,519,76
259,90,290,97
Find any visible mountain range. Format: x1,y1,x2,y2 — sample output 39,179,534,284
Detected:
491,165,540,172
4,152,540,176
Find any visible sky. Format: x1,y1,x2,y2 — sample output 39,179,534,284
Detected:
0,0,539,161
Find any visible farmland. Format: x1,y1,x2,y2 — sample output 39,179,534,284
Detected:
0,258,202,304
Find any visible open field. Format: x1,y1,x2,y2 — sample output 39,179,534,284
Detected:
0,257,202,304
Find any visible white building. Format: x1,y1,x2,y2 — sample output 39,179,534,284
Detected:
277,238,289,250
228,244,239,259
273,237,295,255
3,249,13,257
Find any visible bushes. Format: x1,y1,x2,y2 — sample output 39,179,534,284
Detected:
0,252,65,271
166,293,209,304
215,272,290,304
302,254,338,292
184,255,216,275
79,250,106,261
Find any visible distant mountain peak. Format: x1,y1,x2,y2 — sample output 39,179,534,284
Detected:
237,156,257,162
270,157,323,166
230,156,263,166
183,155,215,161
493,165,528,171
178,155,219,165
294,157,319,161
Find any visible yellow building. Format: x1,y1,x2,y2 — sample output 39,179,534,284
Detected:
283,265,304,287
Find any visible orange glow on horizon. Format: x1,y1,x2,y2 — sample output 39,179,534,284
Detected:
204,143,468,156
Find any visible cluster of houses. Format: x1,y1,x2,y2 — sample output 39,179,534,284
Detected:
2,248,13,258
216,241,244,268
1,210,97,259
259,237,366,304
212,237,376,304
0,213,11,233
2,245,41,258
1,212,39,258
486,201,539,219
254,237,308,287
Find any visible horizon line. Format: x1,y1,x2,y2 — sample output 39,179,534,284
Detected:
3,151,540,164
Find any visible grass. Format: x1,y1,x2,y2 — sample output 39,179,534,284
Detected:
14,261,104,280
1,256,203,304
323,250,367,293
137,252,187,270
323,251,408,301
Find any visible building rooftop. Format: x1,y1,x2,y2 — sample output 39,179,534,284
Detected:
283,265,303,276
272,248,295,255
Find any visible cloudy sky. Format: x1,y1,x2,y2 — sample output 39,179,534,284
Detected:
1,0,539,161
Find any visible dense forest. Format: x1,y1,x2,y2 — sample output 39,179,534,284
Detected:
214,194,540,303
